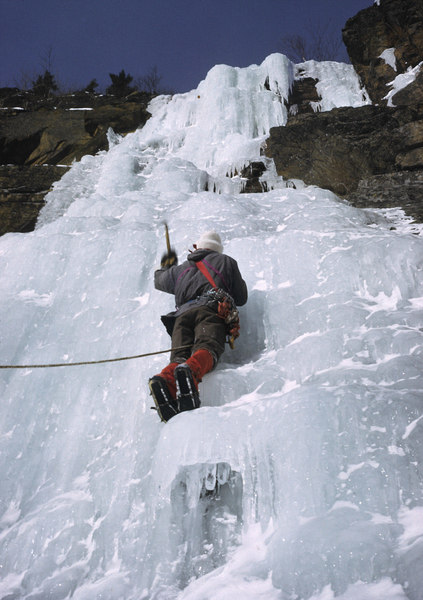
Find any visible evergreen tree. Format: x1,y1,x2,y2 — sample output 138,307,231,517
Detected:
106,70,135,97
84,79,99,94
31,70,58,98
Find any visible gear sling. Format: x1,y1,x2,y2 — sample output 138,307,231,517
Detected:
195,260,240,349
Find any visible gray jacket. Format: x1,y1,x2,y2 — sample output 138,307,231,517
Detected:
155,249,248,332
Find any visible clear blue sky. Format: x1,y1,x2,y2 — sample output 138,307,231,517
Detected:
1,0,372,94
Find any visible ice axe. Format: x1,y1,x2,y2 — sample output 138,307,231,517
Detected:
164,222,171,253
161,222,178,268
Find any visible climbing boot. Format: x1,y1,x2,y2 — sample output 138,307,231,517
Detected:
174,349,214,412
149,376,179,422
149,361,179,422
174,364,200,411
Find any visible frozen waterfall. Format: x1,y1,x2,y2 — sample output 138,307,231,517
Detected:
0,54,422,600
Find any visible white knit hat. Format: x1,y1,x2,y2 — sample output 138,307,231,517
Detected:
195,231,223,253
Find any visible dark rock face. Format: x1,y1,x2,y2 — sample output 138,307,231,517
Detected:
348,171,423,223
0,97,151,166
240,161,268,193
342,0,423,105
267,105,422,194
0,165,69,235
391,69,423,107
287,77,321,116
0,91,152,235
266,102,423,221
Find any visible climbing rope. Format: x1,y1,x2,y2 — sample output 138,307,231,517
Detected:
0,345,192,369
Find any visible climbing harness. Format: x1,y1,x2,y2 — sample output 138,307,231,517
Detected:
196,260,240,349
0,344,192,369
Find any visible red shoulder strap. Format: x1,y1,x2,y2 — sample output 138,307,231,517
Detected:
196,260,217,288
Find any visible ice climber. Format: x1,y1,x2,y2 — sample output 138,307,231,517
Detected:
149,231,248,422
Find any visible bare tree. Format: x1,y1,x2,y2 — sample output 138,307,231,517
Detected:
16,46,58,91
40,46,55,73
136,66,172,95
15,70,34,90
282,34,309,62
281,21,345,63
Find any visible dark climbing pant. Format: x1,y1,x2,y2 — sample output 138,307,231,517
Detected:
170,305,227,365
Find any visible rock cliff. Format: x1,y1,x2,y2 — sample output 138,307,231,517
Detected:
0,90,152,235
342,0,423,106
266,0,423,223
0,165,68,233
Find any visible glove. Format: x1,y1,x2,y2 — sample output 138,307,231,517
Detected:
161,249,178,269
229,321,240,339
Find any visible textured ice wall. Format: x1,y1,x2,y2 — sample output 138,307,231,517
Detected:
1,55,422,600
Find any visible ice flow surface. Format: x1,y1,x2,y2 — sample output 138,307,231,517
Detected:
0,54,422,600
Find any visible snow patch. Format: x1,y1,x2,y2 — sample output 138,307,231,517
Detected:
384,62,423,106
379,48,397,71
